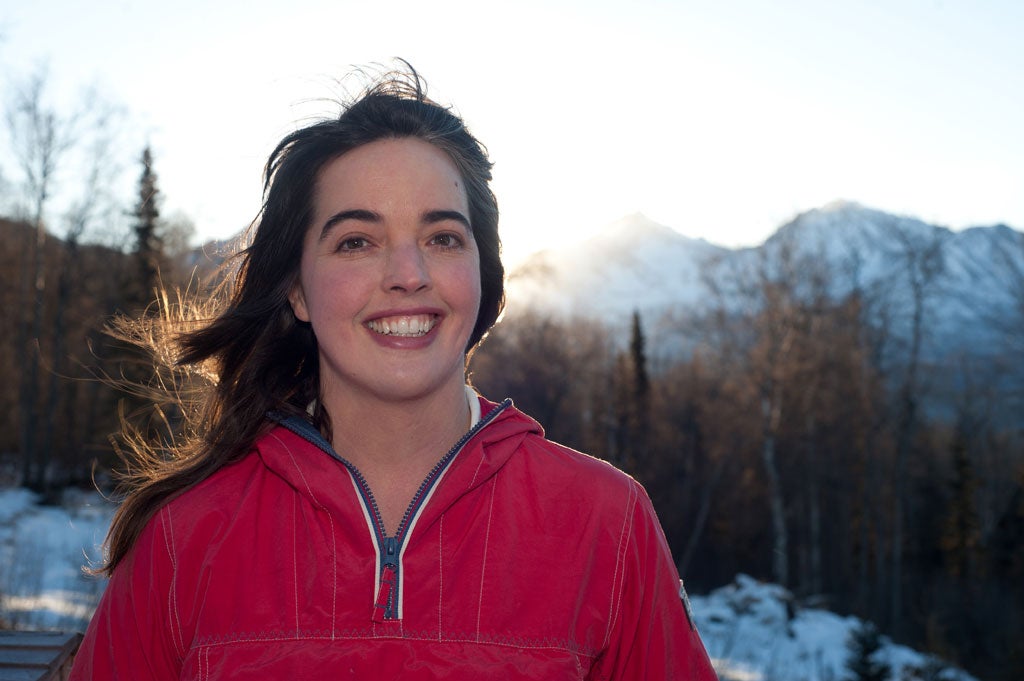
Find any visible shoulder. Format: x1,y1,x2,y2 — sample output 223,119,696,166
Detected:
95,458,271,667
480,399,644,506
523,433,638,487
502,430,647,527
159,424,312,522
162,452,265,525
147,434,294,558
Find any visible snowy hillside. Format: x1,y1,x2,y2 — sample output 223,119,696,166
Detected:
693,575,975,681
767,202,1023,351
504,202,1024,364
0,488,976,680
506,212,727,318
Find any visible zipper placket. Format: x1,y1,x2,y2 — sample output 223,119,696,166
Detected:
277,398,511,622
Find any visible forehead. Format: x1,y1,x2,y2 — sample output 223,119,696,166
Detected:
313,137,468,214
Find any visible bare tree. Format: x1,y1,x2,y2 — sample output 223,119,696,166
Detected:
884,222,945,635
4,65,129,491
38,98,122,494
6,65,76,490
701,234,815,588
470,310,614,450
658,353,737,578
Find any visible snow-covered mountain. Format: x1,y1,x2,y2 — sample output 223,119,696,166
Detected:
765,201,1024,348
505,202,1024,364
506,212,728,318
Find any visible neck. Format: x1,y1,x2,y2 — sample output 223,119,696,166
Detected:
324,380,471,474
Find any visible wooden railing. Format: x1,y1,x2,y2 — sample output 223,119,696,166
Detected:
0,632,82,681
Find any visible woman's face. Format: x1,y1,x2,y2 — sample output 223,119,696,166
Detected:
289,137,481,411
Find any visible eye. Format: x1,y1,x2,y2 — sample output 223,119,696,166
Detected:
429,232,464,249
335,236,370,252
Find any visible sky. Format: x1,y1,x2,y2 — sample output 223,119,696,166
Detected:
1,0,1021,265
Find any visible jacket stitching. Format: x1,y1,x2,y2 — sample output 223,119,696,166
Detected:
476,476,497,641
330,512,337,639
292,493,300,637
161,506,185,658
603,482,638,649
467,453,487,490
270,431,325,510
438,514,444,641
271,430,341,637
191,629,599,657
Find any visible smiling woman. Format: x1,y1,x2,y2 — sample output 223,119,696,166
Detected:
69,63,716,680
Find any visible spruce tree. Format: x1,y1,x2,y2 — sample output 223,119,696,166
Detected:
119,146,168,444
629,310,650,410
628,310,650,471
132,145,163,309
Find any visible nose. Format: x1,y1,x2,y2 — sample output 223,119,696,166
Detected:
382,242,430,293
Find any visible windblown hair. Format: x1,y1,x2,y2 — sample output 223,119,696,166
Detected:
101,64,504,574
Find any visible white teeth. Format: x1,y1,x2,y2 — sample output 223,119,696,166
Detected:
367,315,437,337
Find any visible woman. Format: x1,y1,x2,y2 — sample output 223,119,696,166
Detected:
71,65,716,680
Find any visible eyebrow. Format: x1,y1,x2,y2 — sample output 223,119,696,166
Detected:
424,210,472,230
319,209,379,241
318,209,472,241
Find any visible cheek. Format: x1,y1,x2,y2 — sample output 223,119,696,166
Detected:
454,259,483,315
301,266,371,323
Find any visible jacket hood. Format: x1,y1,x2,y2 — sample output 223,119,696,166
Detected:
256,395,543,535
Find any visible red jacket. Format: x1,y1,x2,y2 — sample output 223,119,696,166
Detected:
72,397,716,680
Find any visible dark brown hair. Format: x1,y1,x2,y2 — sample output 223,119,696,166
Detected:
102,64,504,574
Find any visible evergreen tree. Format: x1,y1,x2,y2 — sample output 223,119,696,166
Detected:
117,146,170,444
629,309,650,411
845,622,892,681
606,311,652,477
132,145,163,309
628,309,650,469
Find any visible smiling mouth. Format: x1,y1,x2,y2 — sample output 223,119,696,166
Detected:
366,314,439,337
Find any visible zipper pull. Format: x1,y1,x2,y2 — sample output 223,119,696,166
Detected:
373,538,400,622
373,564,398,622
384,536,398,563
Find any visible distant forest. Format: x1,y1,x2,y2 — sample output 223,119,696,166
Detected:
1,68,1023,681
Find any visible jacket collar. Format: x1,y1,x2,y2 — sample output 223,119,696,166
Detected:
256,395,542,529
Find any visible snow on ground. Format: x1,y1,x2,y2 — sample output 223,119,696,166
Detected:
692,574,976,681
0,488,978,680
0,487,114,631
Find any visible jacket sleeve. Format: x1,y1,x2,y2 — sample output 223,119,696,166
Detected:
590,484,718,681
70,508,183,680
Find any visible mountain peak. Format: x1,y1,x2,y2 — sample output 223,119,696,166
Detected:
819,198,865,214
505,213,725,320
